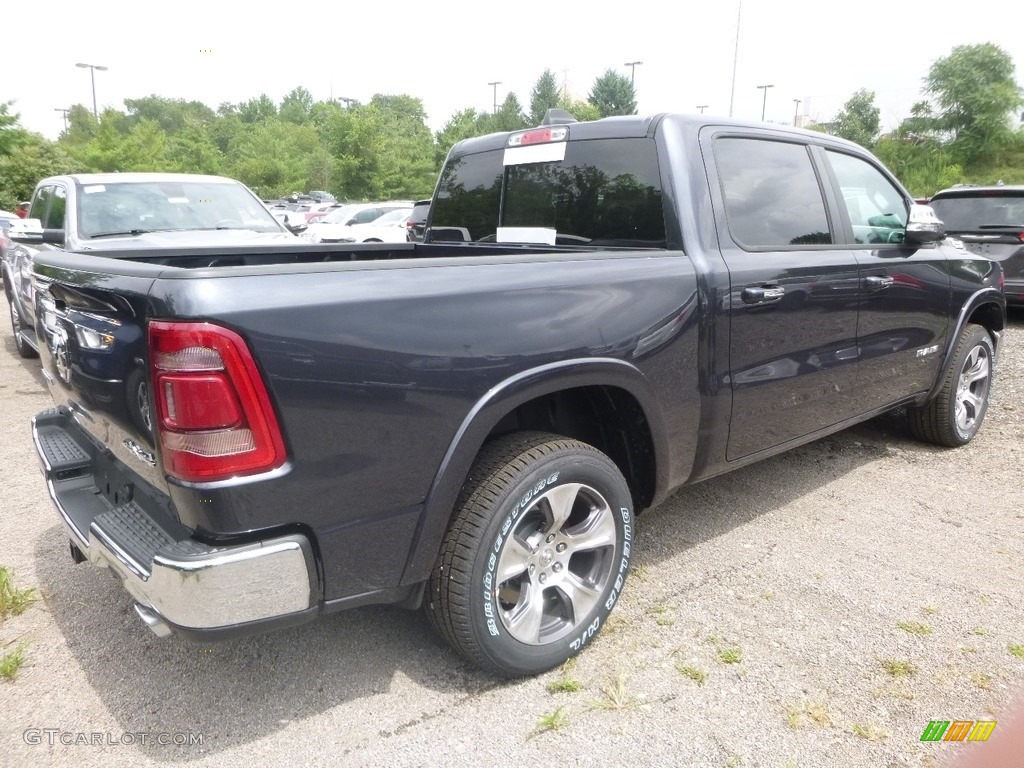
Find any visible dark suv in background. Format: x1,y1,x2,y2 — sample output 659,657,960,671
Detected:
406,199,430,242
929,185,1024,306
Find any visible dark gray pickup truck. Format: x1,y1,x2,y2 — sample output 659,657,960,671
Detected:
27,114,1005,676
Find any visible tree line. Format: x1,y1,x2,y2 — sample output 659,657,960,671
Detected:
1,45,1021,212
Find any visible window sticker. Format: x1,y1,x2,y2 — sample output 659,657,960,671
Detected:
83,185,105,194
496,226,557,245
503,142,567,166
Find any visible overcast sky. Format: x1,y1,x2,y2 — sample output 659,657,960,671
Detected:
6,0,1023,140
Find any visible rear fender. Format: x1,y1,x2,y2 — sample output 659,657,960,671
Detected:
398,358,670,585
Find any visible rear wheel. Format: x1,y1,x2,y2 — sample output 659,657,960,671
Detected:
427,432,634,677
908,323,994,446
8,298,37,359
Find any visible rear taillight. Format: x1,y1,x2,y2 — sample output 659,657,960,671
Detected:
1018,231,1024,243
149,321,286,482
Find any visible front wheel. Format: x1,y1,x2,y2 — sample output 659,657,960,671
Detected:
8,297,38,359
427,432,634,677
908,323,994,447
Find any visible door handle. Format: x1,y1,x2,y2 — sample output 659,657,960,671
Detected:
741,285,785,305
864,275,894,290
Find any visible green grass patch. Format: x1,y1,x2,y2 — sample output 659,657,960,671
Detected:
851,722,888,741
0,568,37,621
0,643,28,681
897,621,933,636
880,658,917,678
1009,644,1024,660
532,706,569,735
718,646,743,665
676,664,707,685
546,677,583,694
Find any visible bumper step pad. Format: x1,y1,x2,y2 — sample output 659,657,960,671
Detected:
92,502,182,578
36,425,91,477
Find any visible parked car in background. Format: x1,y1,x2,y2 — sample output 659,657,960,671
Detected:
0,210,20,230
406,199,430,242
928,185,1024,306
303,201,413,242
336,207,413,243
307,190,337,203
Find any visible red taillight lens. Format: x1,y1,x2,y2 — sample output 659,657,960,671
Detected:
1017,231,1024,243
149,321,286,482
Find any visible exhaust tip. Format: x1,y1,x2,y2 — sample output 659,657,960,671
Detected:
134,603,172,638
69,541,86,564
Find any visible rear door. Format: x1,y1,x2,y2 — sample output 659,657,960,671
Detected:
820,149,949,407
704,132,863,460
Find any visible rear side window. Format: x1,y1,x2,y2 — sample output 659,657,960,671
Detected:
929,193,1024,231
432,137,666,247
714,137,832,248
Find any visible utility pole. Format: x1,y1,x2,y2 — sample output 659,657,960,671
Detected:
54,107,70,133
756,84,774,121
487,81,502,114
75,62,108,120
337,97,355,109
792,98,802,127
696,105,709,114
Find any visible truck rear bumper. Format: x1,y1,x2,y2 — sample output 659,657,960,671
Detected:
32,407,317,637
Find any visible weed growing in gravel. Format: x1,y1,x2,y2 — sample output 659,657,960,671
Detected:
0,643,27,681
532,707,569,735
546,677,583,694
1009,644,1024,660
921,605,939,616
631,564,649,582
880,659,918,678
961,646,977,654
590,672,638,710
972,627,990,636
718,646,743,664
649,605,676,627
851,722,889,741
971,673,995,691
785,699,832,729
897,621,933,636
676,664,707,685
0,568,36,621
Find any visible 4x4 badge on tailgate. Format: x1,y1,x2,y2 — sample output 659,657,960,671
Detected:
123,439,156,467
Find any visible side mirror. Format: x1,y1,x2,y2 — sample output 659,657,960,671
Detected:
7,218,44,244
904,203,945,245
42,229,66,245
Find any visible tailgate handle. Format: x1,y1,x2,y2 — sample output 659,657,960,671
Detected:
741,285,785,305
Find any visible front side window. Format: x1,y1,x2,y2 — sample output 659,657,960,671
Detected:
714,137,832,248
432,137,666,247
45,186,68,230
826,150,908,245
30,185,53,224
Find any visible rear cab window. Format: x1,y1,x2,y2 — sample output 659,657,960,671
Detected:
431,137,666,248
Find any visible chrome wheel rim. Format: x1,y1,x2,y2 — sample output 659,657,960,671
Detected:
136,379,152,433
495,483,617,646
955,344,990,433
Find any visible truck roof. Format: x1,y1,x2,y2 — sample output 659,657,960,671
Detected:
448,112,864,158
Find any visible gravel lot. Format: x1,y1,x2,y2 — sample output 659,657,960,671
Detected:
1,310,1022,768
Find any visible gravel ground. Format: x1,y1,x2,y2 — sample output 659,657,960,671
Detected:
1,310,1022,768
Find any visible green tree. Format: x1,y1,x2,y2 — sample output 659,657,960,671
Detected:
123,96,216,134
0,102,28,156
480,93,528,134
225,119,319,197
558,96,601,123
588,70,637,117
237,94,278,124
279,87,315,125
925,43,1023,166
435,108,482,167
529,70,562,125
830,89,881,149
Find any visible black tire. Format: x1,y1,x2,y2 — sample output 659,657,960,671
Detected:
8,297,38,359
126,367,153,437
908,323,994,447
426,432,634,677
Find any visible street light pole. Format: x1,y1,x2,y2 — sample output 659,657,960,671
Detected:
729,0,742,117
487,81,502,114
337,97,355,109
75,62,108,120
696,105,709,114
624,61,643,87
756,84,774,121
792,98,802,127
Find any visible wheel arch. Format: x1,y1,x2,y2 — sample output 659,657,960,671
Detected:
924,289,1005,404
399,358,670,586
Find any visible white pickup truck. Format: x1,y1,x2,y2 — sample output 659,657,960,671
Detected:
2,172,298,359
